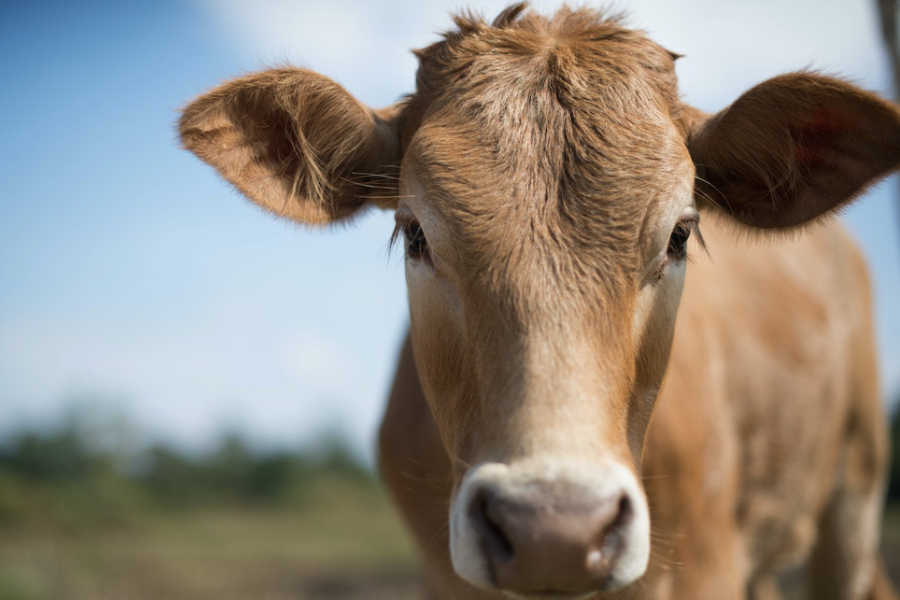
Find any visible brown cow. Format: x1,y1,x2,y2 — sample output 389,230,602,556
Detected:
179,5,900,599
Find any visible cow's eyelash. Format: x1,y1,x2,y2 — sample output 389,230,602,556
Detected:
685,220,708,259
391,214,432,263
389,216,417,250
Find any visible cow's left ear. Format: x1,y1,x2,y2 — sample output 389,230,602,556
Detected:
179,68,403,226
685,73,900,229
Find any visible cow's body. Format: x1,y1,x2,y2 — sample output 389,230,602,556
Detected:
381,217,889,599
180,4,900,599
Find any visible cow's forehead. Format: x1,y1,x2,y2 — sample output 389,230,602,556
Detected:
400,6,692,287
404,5,684,144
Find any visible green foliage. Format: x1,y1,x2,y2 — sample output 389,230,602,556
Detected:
0,406,415,600
0,577,38,600
888,390,900,503
0,412,377,526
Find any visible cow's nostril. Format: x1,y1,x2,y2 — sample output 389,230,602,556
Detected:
587,493,633,574
468,488,514,566
465,482,640,593
610,493,633,533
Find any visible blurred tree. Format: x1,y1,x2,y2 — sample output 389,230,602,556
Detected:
878,0,900,94
307,429,373,482
245,452,297,498
138,443,205,506
0,420,107,483
890,390,900,502
876,0,900,254
0,403,376,520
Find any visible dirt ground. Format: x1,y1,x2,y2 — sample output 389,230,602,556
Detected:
3,500,900,600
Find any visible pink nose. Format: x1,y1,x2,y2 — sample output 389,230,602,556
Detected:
467,483,634,593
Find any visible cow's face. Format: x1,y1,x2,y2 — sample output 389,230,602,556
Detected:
394,13,695,591
179,5,900,598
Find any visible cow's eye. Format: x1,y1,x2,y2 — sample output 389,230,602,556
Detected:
667,222,692,260
403,221,428,260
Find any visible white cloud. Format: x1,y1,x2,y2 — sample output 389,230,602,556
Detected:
624,0,888,107
190,0,552,104
20,0,883,458
191,0,889,109
6,0,895,468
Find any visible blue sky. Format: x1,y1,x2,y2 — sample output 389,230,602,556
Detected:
1,0,898,459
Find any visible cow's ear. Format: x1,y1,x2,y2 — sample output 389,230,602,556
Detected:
179,68,403,225
685,73,900,229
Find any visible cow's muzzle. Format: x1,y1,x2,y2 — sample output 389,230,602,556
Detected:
450,461,650,597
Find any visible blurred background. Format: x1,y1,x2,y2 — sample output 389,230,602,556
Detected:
1,0,899,598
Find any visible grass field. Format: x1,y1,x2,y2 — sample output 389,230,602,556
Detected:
3,414,900,600
0,477,418,600
3,480,900,600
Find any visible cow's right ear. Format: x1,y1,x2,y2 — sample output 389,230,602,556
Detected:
683,73,900,230
179,68,403,226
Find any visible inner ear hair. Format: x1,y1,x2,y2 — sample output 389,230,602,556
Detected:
685,73,900,230
179,68,403,226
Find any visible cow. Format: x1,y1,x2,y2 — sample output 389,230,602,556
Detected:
179,4,900,599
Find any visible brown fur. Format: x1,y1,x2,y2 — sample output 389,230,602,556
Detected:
179,4,900,599
179,68,402,224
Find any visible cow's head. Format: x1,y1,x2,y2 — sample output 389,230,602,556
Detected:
179,5,900,597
